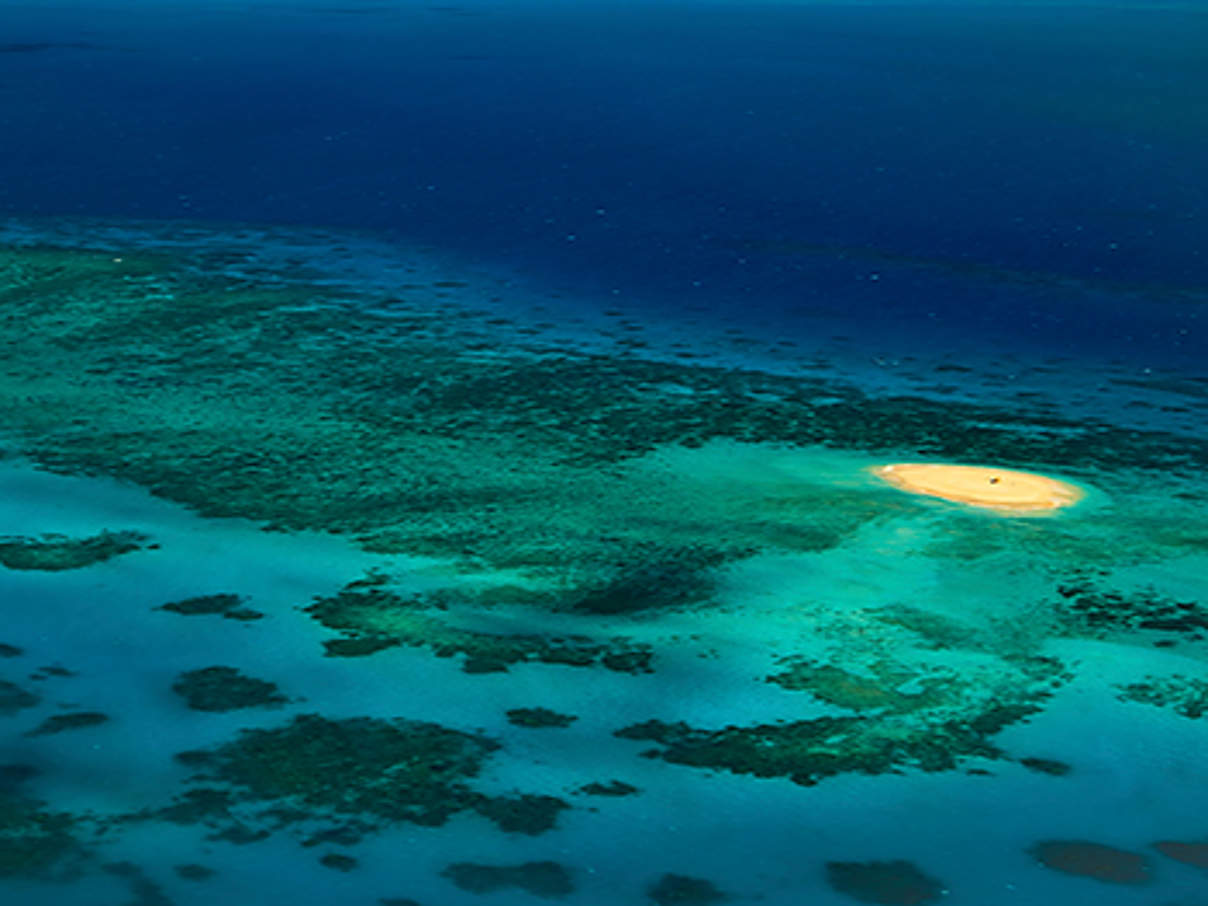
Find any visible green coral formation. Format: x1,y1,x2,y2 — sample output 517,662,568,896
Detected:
2,243,1203,590
470,793,568,835
648,873,729,905
0,530,149,571
825,860,946,905
174,863,215,881
166,713,566,839
305,583,654,674
441,861,575,898
505,707,578,729
624,652,1063,784
171,666,289,712
24,711,109,736
1053,574,1208,641
767,659,958,713
1019,757,1072,776
579,780,639,797
1118,676,1208,719
319,852,358,872
0,679,39,715
0,788,83,879
157,593,264,621
175,714,498,826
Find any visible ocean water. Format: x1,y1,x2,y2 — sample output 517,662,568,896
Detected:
1,2,1206,905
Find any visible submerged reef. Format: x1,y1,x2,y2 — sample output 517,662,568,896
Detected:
2,243,1204,585
1117,676,1208,719
441,861,575,898
0,678,40,715
24,711,109,737
0,530,149,571
1029,840,1153,885
506,707,577,729
171,666,289,712
305,582,654,674
156,593,264,621
825,860,947,906
647,873,729,905
166,713,567,840
174,714,497,826
0,778,85,880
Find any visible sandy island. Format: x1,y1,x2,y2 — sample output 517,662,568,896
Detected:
873,463,1084,514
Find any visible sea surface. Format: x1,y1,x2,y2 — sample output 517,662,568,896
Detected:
1,2,1206,905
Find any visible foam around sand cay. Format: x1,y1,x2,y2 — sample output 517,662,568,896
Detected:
873,462,1085,514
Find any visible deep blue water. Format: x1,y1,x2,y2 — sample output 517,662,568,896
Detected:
2,0,1206,361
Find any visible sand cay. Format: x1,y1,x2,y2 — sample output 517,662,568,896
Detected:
874,463,1085,513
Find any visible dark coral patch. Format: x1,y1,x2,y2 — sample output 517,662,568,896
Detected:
319,852,358,872
171,666,289,712
1030,840,1153,884
0,530,149,571
442,861,574,898
472,793,569,835
0,789,84,879
825,860,946,905
157,593,264,621
0,679,39,715
559,545,727,615
1152,840,1208,869
1118,676,1208,719
174,714,499,829
322,636,399,657
579,780,639,797
614,696,1044,786
505,707,577,729
306,584,653,674
174,863,216,881
1019,757,1071,776
24,711,108,736
648,873,729,905
1053,575,1208,641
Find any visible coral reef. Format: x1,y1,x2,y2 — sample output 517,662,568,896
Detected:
0,679,39,715
174,714,498,826
171,666,289,712
0,787,84,879
305,584,653,674
825,860,946,905
1117,676,1208,719
1029,840,1153,884
24,711,109,736
647,873,729,905
1152,840,1208,869
505,707,578,729
156,593,264,621
441,861,574,898
0,530,149,571
4,243,1203,589
579,780,639,797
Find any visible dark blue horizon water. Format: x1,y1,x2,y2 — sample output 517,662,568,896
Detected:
2,0,1206,364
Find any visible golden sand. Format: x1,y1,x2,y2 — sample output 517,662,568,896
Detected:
873,462,1084,513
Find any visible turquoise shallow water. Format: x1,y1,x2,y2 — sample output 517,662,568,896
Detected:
2,2,1207,904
